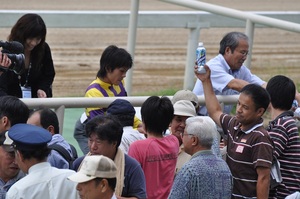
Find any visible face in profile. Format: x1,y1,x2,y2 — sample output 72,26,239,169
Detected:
104,67,129,85
224,39,249,70
235,93,263,127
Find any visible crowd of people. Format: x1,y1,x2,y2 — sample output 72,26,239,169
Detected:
0,13,299,199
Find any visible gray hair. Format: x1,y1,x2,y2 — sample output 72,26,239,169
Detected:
219,32,249,55
185,116,217,149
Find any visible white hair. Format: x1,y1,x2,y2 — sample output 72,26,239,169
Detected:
185,116,217,148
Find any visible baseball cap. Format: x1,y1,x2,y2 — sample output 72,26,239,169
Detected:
172,90,199,108
0,131,14,152
107,99,136,116
173,100,197,117
8,124,52,151
68,155,117,183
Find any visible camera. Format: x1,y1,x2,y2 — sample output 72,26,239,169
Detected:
0,40,25,75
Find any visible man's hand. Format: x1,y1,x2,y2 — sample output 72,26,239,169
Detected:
194,64,210,82
37,89,47,98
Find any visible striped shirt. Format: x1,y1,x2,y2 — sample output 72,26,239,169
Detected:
267,111,300,198
84,77,127,118
220,114,273,198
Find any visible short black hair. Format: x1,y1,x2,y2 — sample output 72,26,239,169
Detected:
97,45,133,78
240,84,270,112
94,177,117,191
0,96,29,126
266,75,295,110
85,115,123,147
141,96,174,135
17,145,51,161
30,108,60,134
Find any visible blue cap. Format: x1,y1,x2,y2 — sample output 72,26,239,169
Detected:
8,124,52,151
107,99,135,116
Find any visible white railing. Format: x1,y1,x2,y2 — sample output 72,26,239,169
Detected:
21,95,239,134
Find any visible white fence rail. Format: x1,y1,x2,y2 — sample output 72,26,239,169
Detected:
21,95,239,134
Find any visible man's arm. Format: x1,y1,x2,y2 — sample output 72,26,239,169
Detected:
194,65,223,127
256,166,270,199
227,79,249,92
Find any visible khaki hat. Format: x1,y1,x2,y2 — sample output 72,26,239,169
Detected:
172,90,199,108
173,100,197,117
68,155,117,183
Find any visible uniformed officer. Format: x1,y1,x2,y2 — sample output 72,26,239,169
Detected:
6,124,79,199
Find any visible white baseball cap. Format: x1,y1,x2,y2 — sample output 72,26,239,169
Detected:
68,155,117,183
173,100,197,117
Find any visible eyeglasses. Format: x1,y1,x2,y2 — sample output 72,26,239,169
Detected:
239,51,249,57
180,132,194,137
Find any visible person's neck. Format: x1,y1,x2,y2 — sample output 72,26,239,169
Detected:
146,132,163,138
99,77,112,85
0,172,15,183
270,108,286,120
190,146,209,156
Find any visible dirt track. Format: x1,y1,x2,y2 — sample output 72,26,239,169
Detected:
1,0,300,96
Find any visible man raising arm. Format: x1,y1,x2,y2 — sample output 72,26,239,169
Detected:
194,65,273,199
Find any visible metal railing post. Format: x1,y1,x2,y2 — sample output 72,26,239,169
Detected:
125,0,140,96
54,105,65,135
184,22,209,90
245,19,255,68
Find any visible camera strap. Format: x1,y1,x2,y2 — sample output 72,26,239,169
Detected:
20,63,32,98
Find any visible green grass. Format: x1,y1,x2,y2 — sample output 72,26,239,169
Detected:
62,108,85,157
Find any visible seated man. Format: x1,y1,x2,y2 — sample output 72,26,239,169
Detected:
68,155,118,199
72,115,147,199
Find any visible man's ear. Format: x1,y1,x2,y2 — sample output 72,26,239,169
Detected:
256,107,265,118
100,179,109,193
191,135,198,146
1,116,11,129
47,125,55,136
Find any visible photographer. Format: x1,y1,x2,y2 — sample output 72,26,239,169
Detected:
0,13,55,98
0,52,12,76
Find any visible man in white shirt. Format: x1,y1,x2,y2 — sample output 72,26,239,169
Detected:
193,31,266,116
6,124,79,199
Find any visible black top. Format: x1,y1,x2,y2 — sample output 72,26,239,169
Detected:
0,42,55,98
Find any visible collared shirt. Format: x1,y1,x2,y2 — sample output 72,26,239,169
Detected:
85,78,127,118
169,150,232,199
193,54,265,115
220,113,273,198
6,162,79,199
267,111,300,198
0,171,25,199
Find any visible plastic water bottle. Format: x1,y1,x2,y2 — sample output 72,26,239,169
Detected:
196,42,206,74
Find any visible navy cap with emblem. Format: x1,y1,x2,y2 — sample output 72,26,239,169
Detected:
8,124,52,151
